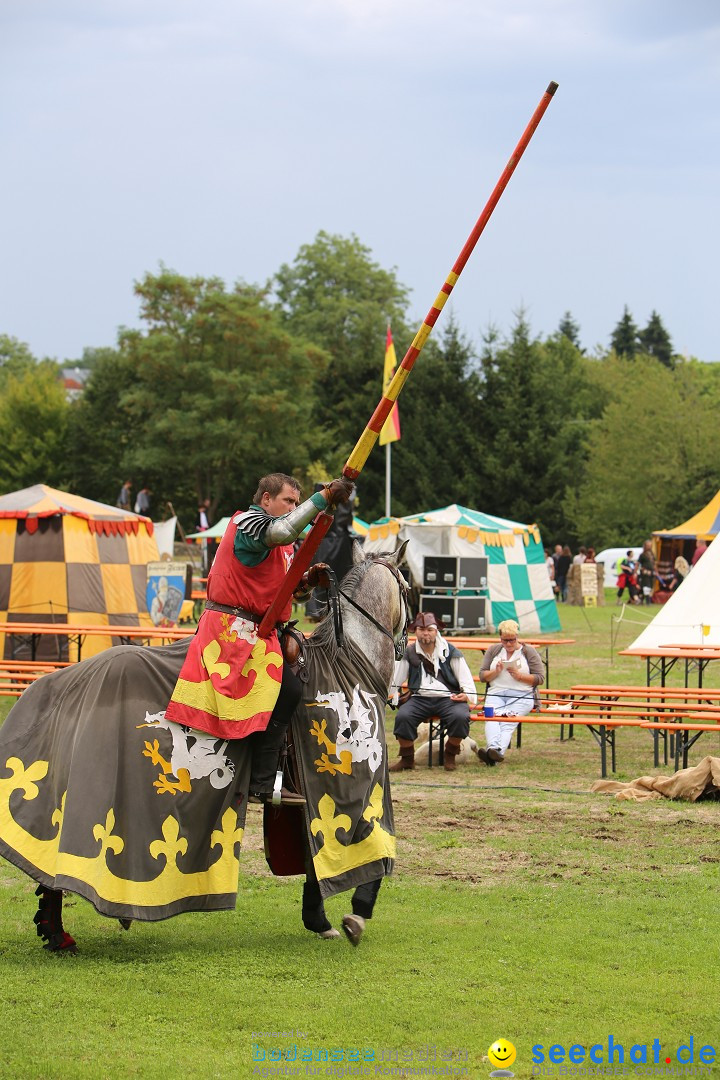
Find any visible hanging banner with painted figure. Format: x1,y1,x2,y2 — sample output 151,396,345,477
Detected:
146,561,192,626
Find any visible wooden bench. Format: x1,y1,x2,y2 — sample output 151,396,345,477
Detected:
641,721,720,772
569,684,720,704
537,687,720,763
514,713,650,777
0,621,193,662
424,706,718,778
0,659,71,696
473,699,720,777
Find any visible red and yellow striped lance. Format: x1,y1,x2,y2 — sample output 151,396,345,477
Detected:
258,80,558,636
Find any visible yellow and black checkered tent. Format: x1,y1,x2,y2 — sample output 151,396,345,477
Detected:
0,485,159,659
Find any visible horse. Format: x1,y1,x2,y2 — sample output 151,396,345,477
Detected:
0,541,409,952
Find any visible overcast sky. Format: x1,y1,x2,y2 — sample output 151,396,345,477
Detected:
2,0,719,365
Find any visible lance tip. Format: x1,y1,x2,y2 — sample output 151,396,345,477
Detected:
546,80,559,96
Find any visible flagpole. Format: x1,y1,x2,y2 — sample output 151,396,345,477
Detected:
385,442,391,519
258,81,559,637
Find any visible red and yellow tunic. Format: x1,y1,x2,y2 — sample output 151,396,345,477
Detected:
164,513,294,740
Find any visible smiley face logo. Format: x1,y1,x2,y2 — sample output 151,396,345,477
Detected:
488,1039,516,1070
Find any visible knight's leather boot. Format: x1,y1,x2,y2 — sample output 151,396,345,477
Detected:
388,738,415,772
443,736,463,771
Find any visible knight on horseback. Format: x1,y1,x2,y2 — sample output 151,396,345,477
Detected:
164,471,353,805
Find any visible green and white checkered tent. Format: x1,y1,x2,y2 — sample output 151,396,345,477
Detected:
363,504,560,634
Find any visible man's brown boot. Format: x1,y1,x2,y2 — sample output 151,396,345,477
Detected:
388,738,415,772
443,736,463,771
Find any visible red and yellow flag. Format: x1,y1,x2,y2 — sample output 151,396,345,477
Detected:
379,326,401,446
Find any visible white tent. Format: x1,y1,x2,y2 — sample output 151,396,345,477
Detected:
152,517,177,558
627,535,720,648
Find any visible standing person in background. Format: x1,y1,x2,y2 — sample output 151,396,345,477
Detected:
555,545,572,602
134,486,151,516
616,551,640,605
573,546,587,565
116,480,132,510
195,498,211,532
691,541,707,567
551,544,562,597
637,540,656,605
544,548,556,590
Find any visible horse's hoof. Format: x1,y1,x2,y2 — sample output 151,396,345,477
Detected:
118,918,133,931
317,928,341,940
34,886,76,954
42,931,78,955
341,914,365,947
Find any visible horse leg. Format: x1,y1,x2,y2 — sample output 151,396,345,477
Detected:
33,885,77,954
342,877,383,947
302,856,340,940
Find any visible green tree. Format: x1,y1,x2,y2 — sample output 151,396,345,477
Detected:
474,313,602,543
66,346,136,507
565,355,719,546
120,269,326,524
272,231,412,514
68,271,327,526
272,233,493,520
610,305,639,358
558,311,582,351
0,334,37,384
0,363,70,491
638,310,674,369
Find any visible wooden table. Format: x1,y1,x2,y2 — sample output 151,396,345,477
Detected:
618,647,720,688
663,642,720,649
0,621,194,663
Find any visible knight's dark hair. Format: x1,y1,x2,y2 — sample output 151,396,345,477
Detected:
253,473,301,504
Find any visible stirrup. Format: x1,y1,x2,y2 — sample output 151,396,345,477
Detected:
249,787,306,806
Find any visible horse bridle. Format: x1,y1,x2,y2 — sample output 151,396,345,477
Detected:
326,558,410,660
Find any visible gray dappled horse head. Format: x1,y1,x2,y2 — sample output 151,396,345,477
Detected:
309,540,409,685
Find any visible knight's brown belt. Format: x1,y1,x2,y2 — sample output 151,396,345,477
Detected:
204,599,283,629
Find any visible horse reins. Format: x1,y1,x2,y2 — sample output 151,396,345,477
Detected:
326,559,409,660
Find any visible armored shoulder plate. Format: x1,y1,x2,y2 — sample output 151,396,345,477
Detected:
233,509,270,541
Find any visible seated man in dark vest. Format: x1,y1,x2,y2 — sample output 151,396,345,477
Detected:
389,611,476,772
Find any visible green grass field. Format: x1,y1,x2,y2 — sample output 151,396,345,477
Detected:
0,596,718,1079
